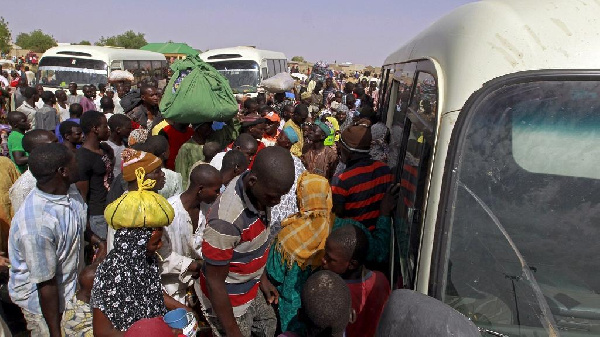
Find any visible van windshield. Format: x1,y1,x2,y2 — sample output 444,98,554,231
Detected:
442,80,600,336
37,56,108,87
207,60,260,94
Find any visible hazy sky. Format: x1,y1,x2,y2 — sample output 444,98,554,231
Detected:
7,0,477,66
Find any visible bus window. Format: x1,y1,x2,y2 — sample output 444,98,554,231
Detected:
110,60,121,70
439,79,600,335
395,70,437,290
123,60,139,71
37,57,108,88
408,72,437,129
151,60,163,70
209,60,261,94
123,60,140,84
387,63,416,170
379,68,391,115
267,60,276,78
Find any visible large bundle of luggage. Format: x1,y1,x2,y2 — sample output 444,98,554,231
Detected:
159,55,238,124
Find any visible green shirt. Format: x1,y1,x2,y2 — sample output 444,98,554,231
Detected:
175,141,204,190
7,130,27,173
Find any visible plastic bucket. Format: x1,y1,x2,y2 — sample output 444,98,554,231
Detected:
164,308,188,329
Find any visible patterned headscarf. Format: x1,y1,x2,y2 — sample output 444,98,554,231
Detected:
128,128,148,146
90,228,166,331
121,149,162,182
276,172,334,270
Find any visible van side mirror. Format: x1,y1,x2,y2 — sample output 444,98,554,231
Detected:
376,289,480,337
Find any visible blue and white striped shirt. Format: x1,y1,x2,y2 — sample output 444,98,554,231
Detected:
8,185,86,315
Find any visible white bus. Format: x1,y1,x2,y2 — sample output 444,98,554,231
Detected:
378,0,600,335
200,46,287,96
37,45,167,89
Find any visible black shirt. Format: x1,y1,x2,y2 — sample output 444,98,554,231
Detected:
76,146,114,216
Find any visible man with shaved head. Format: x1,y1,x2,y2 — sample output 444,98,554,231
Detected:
159,164,222,306
7,111,31,173
200,146,295,337
9,130,58,212
210,133,258,171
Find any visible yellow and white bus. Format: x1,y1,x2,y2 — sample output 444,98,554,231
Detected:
378,0,600,335
200,46,287,96
37,45,167,90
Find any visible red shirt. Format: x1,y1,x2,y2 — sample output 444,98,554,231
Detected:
345,270,391,337
159,124,194,170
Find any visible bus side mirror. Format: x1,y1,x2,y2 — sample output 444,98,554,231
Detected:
376,290,480,337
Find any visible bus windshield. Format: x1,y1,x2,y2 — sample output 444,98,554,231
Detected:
443,80,600,336
207,60,260,94
37,56,108,87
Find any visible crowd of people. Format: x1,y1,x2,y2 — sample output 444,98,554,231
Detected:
0,66,397,337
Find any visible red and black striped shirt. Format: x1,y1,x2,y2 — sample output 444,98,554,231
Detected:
331,159,393,230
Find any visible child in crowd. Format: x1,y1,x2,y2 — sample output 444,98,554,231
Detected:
185,141,223,185
278,270,354,337
202,141,221,165
7,110,31,173
55,103,83,143
60,120,84,153
219,149,249,188
105,114,133,177
62,264,98,337
322,225,391,337
301,121,338,180
100,96,115,121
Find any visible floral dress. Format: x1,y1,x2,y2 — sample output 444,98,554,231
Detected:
90,228,167,331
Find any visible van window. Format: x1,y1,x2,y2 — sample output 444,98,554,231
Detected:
209,60,261,94
267,60,276,78
408,72,437,133
386,63,416,170
123,60,167,86
37,56,108,87
395,71,438,290
379,68,391,113
440,80,600,336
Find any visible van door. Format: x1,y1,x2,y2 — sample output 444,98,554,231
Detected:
393,67,438,290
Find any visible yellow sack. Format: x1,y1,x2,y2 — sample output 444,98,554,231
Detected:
104,167,174,230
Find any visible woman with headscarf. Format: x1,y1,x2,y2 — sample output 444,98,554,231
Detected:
91,149,176,336
266,172,334,334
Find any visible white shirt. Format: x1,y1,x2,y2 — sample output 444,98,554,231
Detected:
209,151,227,171
16,101,37,129
35,98,44,110
113,97,124,115
103,140,125,178
158,194,208,304
57,103,70,122
8,170,36,214
25,71,35,86
0,75,8,88
94,95,103,111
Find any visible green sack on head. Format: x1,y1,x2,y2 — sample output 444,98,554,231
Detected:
160,54,239,124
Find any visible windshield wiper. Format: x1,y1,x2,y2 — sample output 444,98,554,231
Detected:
480,328,510,337
459,181,561,337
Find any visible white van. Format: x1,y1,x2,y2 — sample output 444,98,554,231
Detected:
37,45,167,89
378,0,600,335
200,46,287,96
